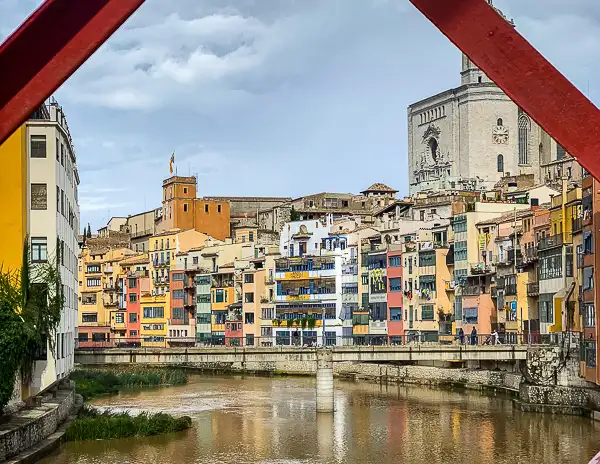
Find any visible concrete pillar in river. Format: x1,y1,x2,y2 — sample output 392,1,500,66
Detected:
316,349,334,413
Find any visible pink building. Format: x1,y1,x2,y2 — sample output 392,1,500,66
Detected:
387,247,403,342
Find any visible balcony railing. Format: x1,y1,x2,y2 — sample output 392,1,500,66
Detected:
538,234,563,251
527,283,539,296
104,266,113,274
505,284,517,296
523,247,538,262
168,318,191,326
462,286,482,296
470,262,492,275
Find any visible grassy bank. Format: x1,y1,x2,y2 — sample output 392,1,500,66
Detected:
66,406,192,441
70,367,188,400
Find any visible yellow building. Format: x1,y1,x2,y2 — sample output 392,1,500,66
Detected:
149,228,209,296
139,292,170,346
0,126,28,272
78,247,134,345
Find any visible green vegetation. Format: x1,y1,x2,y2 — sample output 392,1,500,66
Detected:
70,368,188,400
0,243,63,411
65,406,192,441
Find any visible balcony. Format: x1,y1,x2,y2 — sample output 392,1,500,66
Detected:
538,234,563,251
104,299,119,307
523,247,538,263
85,267,101,275
572,217,583,233
462,286,482,296
470,262,493,275
168,318,191,326
128,270,149,278
491,287,498,298
527,282,539,296
103,266,113,274
505,284,517,296
264,276,275,285
131,229,153,238
444,281,455,292
154,260,171,268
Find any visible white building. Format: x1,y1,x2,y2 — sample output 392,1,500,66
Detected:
407,0,577,195
28,100,80,391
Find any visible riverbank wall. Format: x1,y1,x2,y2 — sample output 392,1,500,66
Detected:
0,379,78,463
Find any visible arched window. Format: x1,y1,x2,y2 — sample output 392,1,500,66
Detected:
497,154,504,173
497,118,503,126
518,114,531,165
429,138,438,162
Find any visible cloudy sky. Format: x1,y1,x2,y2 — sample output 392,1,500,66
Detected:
1,0,599,230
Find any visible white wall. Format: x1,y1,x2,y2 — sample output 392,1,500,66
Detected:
28,103,80,392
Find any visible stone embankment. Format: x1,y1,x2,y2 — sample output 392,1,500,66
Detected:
0,379,80,463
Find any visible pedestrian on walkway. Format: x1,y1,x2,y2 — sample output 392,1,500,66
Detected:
458,328,465,345
470,326,477,345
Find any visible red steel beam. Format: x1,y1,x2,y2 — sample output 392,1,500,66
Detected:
409,0,600,179
0,0,145,145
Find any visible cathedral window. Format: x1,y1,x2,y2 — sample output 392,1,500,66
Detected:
429,138,438,162
497,154,504,173
518,114,531,165
497,118,503,126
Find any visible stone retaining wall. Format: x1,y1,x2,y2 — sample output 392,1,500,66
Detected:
0,382,74,462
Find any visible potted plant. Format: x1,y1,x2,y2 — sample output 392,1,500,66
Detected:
301,317,308,330
286,318,294,329
307,317,316,330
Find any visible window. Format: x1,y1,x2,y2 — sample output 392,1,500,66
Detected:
584,267,594,291
172,273,184,281
87,264,100,273
31,237,48,262
115,313,125,324
129,293,137,303
86,278,101,287
143,307,164,318
389,256,401,267
60,188,65,216
497,154,504,172
172,307,185,320
539,248,563,280
129,313,137,323
56,186,60,212
389,278,402,292
518,113,530,165
92,333,106,342
584,304,595,328
245,292,254,303
557,144,566,160
390,308,402,321
56,137,59,160
172,289,185,299
218,204,222,213
245,312,255,324
30,135,46,158
497,118,503,126
205,204,209,213
262,307,274,320
539,295,553,323
463,307,478,324
183,187,188,194
419,251,436,267
420,210,425,221
82,313,98,323
183,203,188,212
215,289,225,303
243,273,255,284
421,305,434,321
128,278,137,288
60,143,65,166
31,183,47,210
130,330,138,337
249,232,254,242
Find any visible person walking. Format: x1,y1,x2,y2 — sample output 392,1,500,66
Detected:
470,326,478,345
458,328,465,345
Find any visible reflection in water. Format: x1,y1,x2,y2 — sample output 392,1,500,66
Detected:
41,376,600,464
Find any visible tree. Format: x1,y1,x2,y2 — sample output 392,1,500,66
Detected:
86,223,92,238
290,207,300,222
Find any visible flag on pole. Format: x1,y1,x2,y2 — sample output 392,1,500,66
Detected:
169,152,175,174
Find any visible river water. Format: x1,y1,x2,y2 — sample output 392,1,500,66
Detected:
41,375,600,464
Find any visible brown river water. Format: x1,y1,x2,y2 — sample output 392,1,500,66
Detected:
40,375,600,463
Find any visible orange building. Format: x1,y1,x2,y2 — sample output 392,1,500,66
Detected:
157,176,231,241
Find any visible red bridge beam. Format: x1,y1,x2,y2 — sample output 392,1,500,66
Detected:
409,0,600,179
0,0,145,145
